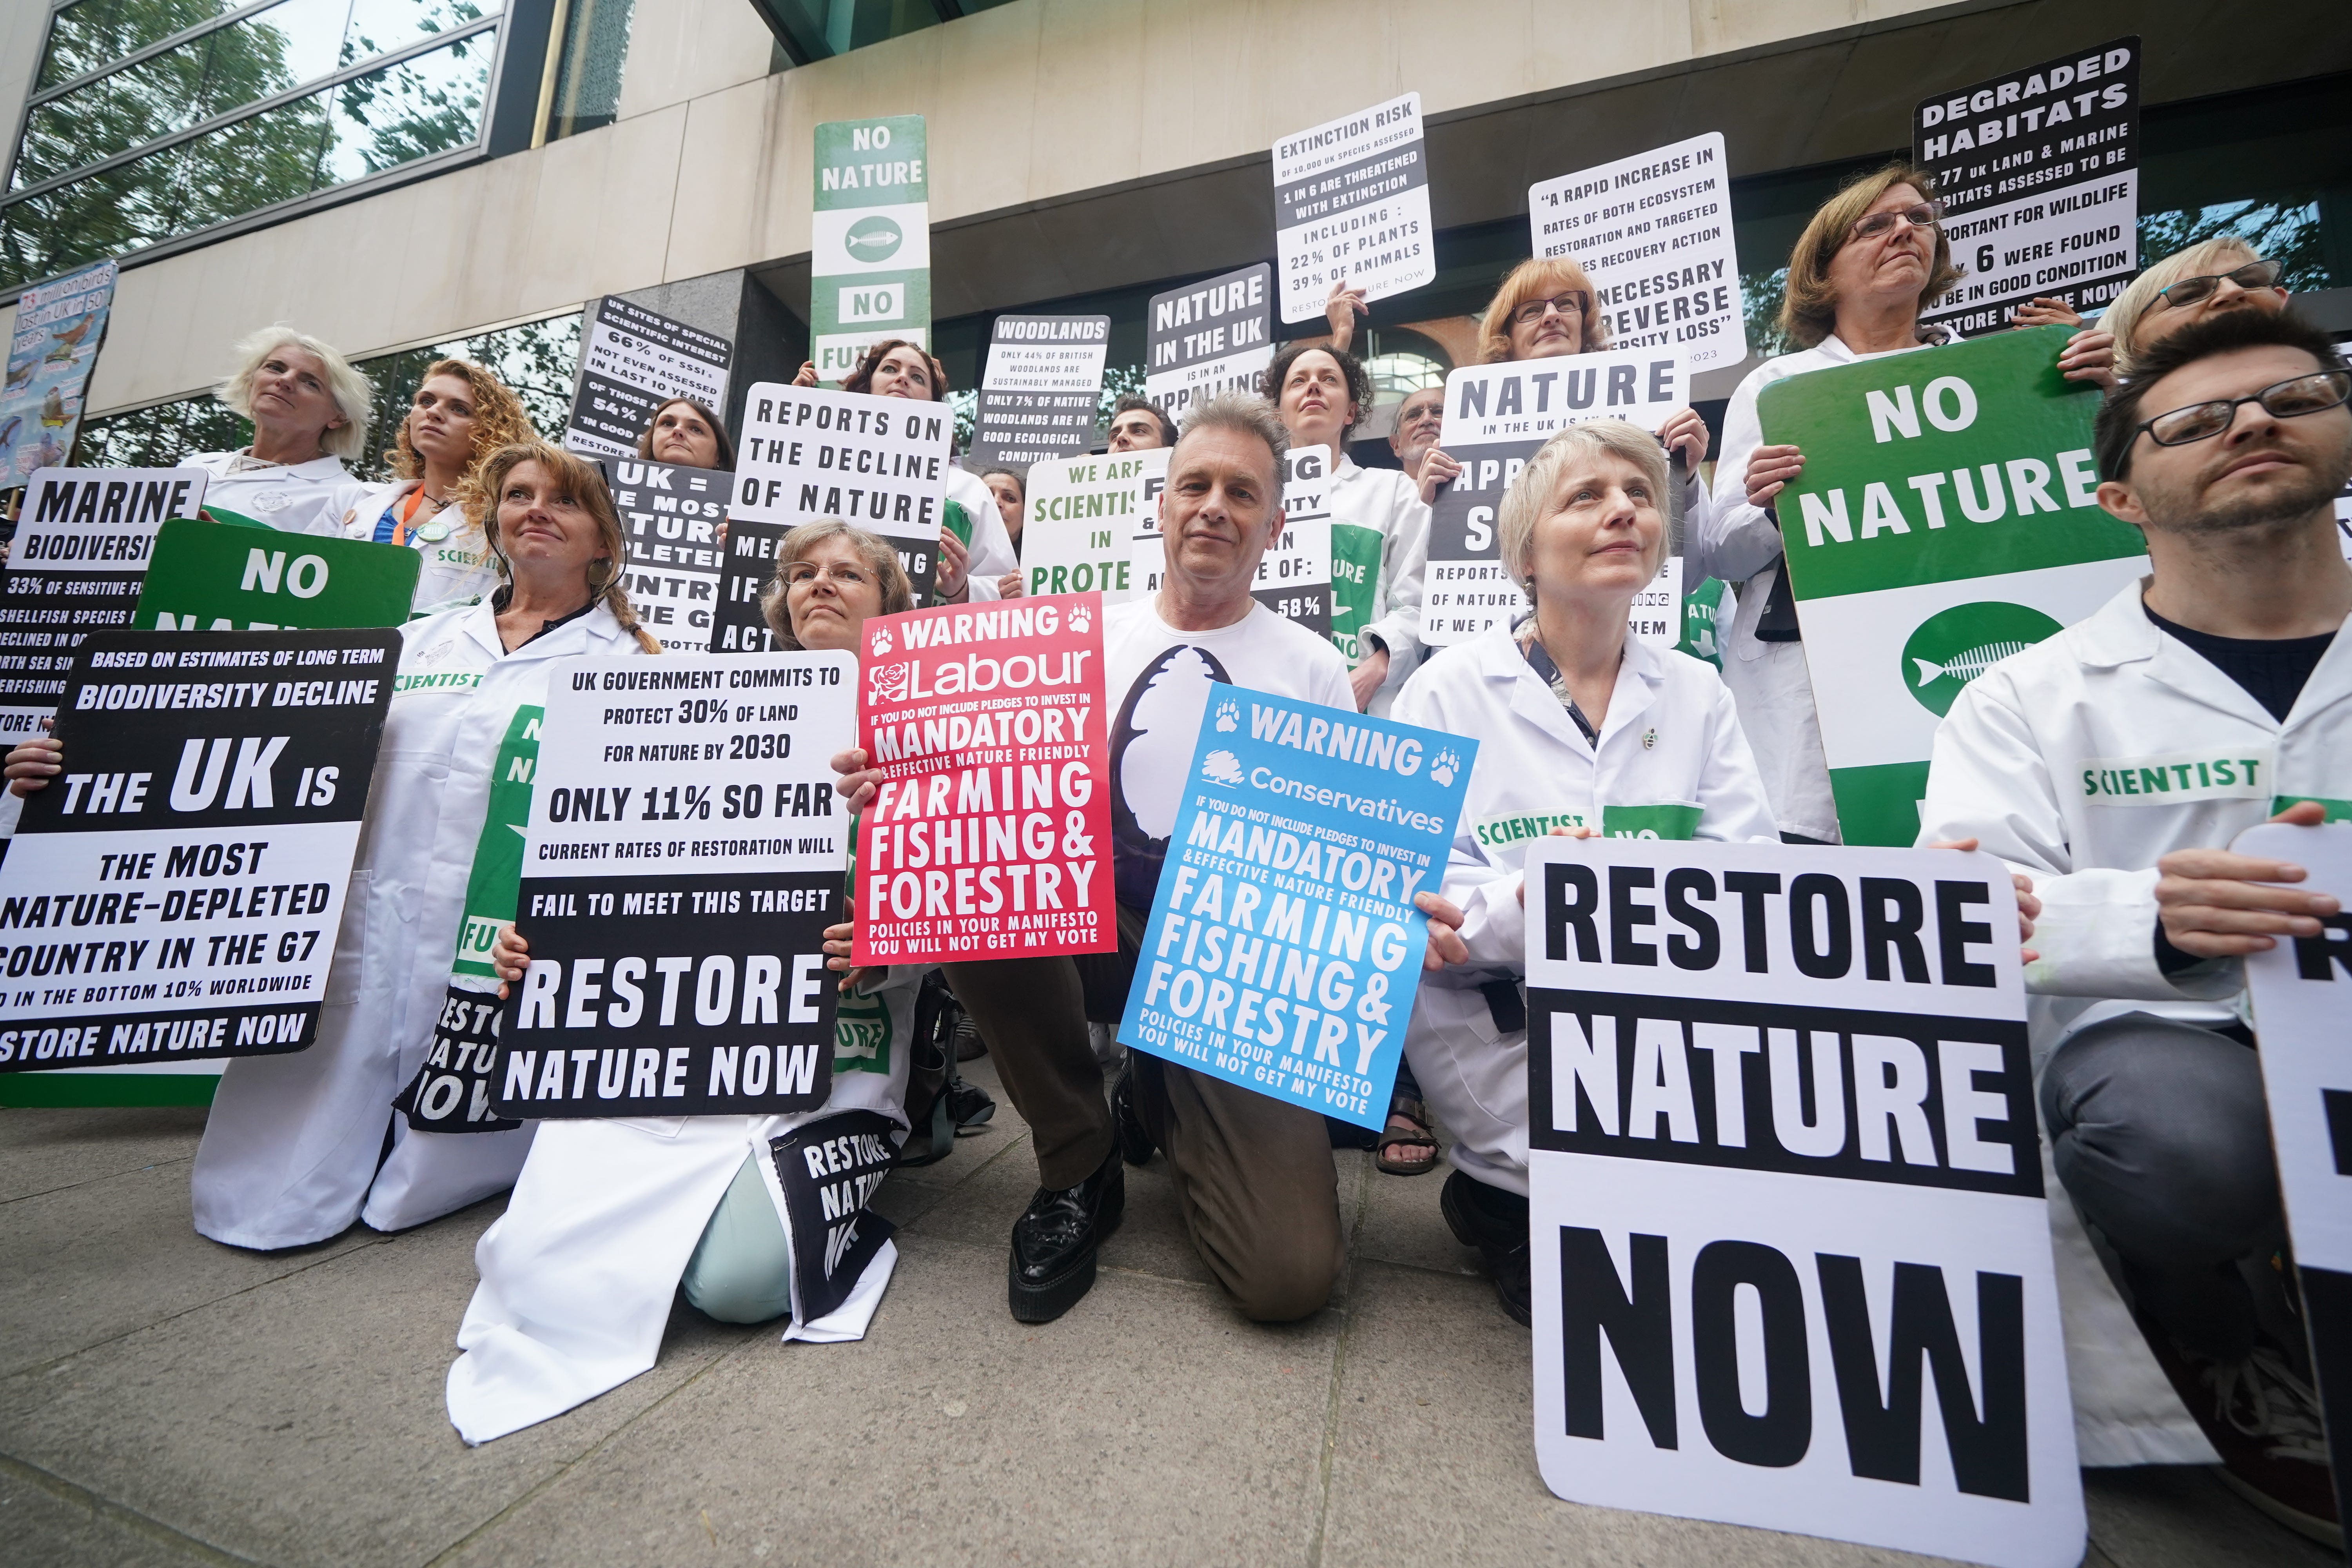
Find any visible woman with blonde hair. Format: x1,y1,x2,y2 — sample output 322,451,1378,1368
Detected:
1691,160,2111,844
446,518,919,1445
1393,418,1775,1320
187,326,375,534
5,443,664,1249
341,358,537,613
2100,237,2288,379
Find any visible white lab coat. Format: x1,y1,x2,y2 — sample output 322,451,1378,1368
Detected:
1328,456,1430,712
188,599,655,1250
1695,335,1951,842
1390,623,1777,1194
184,450,354,536
952,467,1022,603
1917,579,2352,1464
445,958,918,1445
337,480,501,615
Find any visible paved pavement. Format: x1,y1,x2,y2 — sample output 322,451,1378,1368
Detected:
0,1056,2333,1567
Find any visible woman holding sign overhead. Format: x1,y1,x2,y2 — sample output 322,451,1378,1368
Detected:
793,341,1019,602
338,359,536,615
1263,342,1428,715
1,442,665,1250
445,519,918,1445
1393,419,1776,1324
1695,163,2114,844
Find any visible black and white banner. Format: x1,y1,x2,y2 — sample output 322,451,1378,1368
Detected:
1422,350,1686,645
1916,38,2140,337
492,650,855,1118
563,296,733,459
713,519,788,655
2239,821,2352,1530
967,314,1111,471
1530,132,1745,374
604,459,727,653
0,467,205,750
1525,840,2082,1568
1273,92,1434,323
1143,265,1274,419
731,382,950,604
0,629,397,1073
394,981,521,1132
769,1107,898,1322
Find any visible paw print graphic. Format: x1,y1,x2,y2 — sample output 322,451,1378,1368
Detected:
1428,749,1461,788
1214,700,1240,733
869,625,894,655
1068,604,1092,635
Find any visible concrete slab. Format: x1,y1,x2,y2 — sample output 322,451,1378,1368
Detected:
440,1232,1344,1568
0,1200,751,1568
0,1105,209,1204
0,1456,232,1568
2083,1464,2339,1568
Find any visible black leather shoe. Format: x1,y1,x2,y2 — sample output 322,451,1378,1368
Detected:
1441,1170,1533,1327
1007,1148,1125,1323
1112,1061,1154,1167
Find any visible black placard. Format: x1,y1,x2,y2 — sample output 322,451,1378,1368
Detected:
769,1107,898,1320
602,458,728,653
394,982,523,1132
0,628,397,1072
713,519,788,653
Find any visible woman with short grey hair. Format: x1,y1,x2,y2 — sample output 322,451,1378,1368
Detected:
187,326,375,535
1393,417,1776,1324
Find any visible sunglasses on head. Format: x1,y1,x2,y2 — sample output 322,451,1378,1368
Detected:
2135,369,2350,448
2153,258,2284,314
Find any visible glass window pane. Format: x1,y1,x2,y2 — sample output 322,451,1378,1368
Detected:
36,0,243,90
545,0,633,141
314,33,492,187
174,91,331,229
342,0,502,71
0,143,184,289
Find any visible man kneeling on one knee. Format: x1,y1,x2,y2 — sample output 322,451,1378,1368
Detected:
831,390,1468,1325
1919,307,2349,1545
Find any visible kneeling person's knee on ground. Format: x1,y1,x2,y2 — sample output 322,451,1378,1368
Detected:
681,1156,794,1325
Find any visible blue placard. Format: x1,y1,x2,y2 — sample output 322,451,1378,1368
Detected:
1118,690,1475,1128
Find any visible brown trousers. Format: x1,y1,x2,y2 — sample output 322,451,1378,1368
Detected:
942,956,1112,1190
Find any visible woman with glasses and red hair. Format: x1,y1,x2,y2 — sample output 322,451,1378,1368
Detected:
1691,161,2114,846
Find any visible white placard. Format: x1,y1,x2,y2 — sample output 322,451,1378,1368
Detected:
731,382,953,602
1421,349,1688,645
1524,838,2083,1568
1023,448,1163,604
1530,132,1745,372
1272,92,1434,324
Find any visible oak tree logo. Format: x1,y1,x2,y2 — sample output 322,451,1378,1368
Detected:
1900,601,2063,717
1201,748,1245,786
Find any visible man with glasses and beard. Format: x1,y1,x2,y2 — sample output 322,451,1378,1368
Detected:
1918,308,2351,1544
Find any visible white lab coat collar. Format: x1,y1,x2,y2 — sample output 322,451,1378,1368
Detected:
1475,618,1664,753
454,595,633,664
194,449,352,485
2066,577,2352,733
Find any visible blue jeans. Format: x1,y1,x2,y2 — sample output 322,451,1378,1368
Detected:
2039,1012,2284,1361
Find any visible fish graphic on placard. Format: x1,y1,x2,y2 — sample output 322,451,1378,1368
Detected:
1900,601,2065,717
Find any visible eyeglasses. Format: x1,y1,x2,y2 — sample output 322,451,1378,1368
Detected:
2153,258,2284,314
2136,369,2351,448
1509,292,1590,327
785,561,871,587
1846,203,1940,244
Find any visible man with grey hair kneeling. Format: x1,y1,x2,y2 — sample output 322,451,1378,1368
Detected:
835,391,1465,1322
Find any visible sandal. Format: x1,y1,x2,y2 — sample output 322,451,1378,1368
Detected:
1374,1095,1440,1176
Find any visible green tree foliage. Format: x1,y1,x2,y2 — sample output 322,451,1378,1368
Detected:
2136,201,2330,290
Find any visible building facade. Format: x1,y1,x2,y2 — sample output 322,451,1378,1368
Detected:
3,0,2347,472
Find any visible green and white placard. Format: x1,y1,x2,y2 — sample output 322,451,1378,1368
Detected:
811,116,930,385
133,519,421,631
1759,326,2146,845
1022,448,1162,604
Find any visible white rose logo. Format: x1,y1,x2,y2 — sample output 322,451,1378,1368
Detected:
1428,749,1461,788
867,662,911,703
1201,749,1244,786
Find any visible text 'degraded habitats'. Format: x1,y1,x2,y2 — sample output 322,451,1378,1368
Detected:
1119,689,1472,1129
0,628,399,1073
494,650,856,1118
853,594,1113,965
1523,838,2083,1568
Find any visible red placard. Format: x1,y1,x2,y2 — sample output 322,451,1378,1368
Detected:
854,593,1114,964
